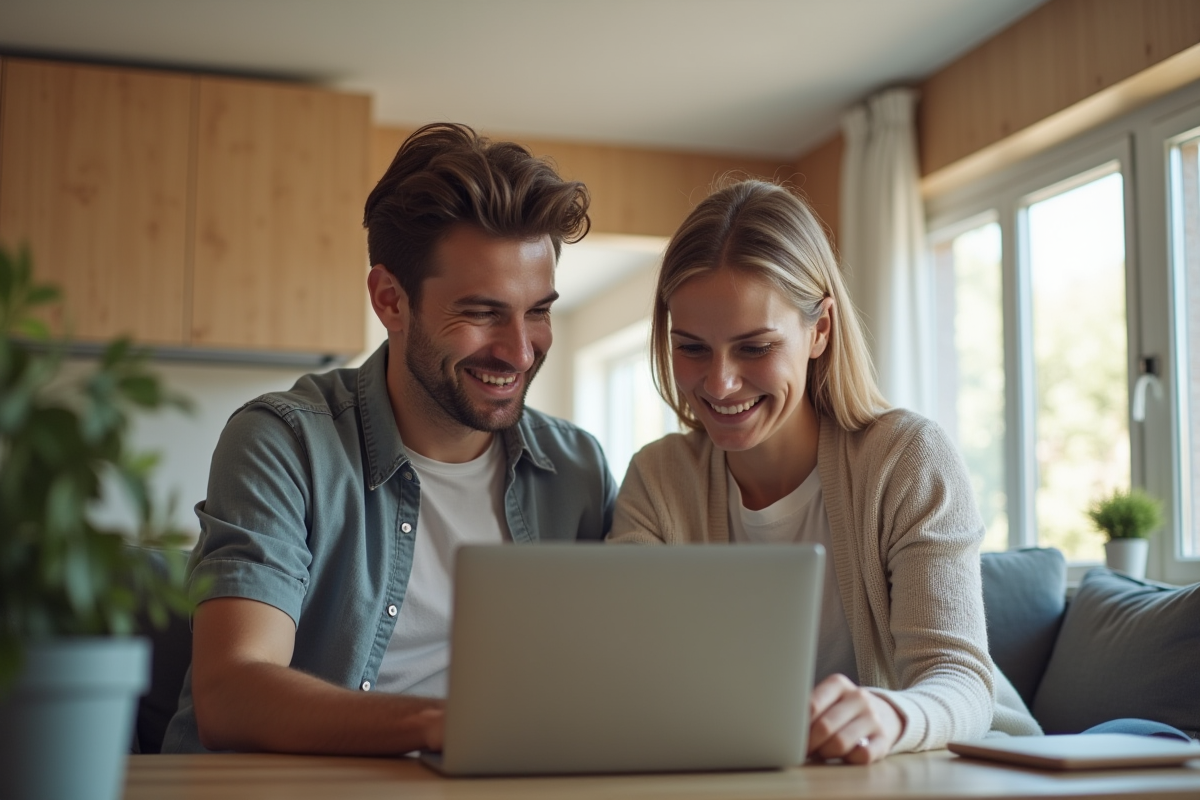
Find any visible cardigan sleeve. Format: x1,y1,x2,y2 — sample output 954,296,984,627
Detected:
865,419,999,752
607,448,670,544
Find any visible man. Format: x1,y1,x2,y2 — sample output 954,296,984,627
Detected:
162,123,616,755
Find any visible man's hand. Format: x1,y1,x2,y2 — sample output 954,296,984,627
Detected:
807,674,904,764
192,596,443,755
416,707,445,752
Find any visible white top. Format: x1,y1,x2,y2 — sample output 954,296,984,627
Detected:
727,466,859,684
375,436,510,696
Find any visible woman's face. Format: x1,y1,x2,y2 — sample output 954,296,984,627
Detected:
667,268,830,454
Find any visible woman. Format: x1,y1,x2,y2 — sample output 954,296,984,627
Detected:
609,180,1040,764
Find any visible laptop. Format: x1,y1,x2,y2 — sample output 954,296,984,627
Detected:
420,542,824,776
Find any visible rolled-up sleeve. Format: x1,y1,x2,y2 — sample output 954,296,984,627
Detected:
187,404,313,625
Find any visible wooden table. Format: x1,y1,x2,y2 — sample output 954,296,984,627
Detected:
125,750,1200,800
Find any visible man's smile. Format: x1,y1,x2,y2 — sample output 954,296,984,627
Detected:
466,368,518,387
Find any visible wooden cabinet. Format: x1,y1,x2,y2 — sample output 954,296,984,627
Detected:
0,58,193,345
0,58,368,359
192,77,369,354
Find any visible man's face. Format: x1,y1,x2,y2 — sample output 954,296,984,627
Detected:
402,224,557,434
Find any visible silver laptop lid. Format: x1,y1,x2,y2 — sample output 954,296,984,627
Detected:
439,543,824,776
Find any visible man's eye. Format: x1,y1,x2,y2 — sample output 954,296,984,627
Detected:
529,307,552,319
466,310,496,320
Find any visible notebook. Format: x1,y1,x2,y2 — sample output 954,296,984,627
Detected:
948,733,1200,770
420,542,824,776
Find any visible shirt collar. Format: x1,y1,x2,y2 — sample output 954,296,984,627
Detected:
358,342,410,490
502,415,557,474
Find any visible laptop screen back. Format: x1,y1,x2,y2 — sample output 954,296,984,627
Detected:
438,543,824,776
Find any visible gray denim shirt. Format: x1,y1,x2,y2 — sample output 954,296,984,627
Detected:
162,342,616,753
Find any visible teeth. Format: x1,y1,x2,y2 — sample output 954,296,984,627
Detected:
471,370,517,386
711,397,761,415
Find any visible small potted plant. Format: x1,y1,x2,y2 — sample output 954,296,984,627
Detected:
0,244,196,800
1086,487,1163,580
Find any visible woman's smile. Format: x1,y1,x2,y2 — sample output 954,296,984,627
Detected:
705,395,765,417
668,268,825,455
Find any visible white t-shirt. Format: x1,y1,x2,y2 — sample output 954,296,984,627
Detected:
375,436,510,696
727,466,859,684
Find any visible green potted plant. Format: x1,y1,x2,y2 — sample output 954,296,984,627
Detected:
0,244,196,800
1086,487,1163,580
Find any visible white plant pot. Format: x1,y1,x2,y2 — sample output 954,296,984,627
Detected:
0,637,149,800
1104,538,1150,579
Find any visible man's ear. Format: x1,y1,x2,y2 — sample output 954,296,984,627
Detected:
809,297,834,359
367,264,410,333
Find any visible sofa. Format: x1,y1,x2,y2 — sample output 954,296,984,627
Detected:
131,547,1200,753
980,548,1200,739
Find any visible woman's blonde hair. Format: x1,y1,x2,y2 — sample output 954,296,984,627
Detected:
651,179,887,432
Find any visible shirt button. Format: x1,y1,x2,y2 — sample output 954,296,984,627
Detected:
401,522,413,533
361,680,371,692
387,604,398,617
403,471,413,481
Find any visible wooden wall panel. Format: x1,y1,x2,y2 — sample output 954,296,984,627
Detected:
919,0,1200,176
192,77,369,355
371,126,790,239
792,133,844,250
0,58,193,344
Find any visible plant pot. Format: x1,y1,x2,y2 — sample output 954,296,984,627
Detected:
0,637,149,800
1105,538,1150,579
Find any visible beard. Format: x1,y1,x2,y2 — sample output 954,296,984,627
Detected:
404,316,544,433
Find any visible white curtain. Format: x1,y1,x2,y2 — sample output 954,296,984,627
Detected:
838,87,934,415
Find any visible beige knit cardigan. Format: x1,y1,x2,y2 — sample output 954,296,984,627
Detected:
609,409,1041,753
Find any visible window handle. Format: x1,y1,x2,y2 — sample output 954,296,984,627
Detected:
1132,356,1163,423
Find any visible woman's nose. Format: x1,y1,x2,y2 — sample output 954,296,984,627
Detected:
703,353,740,398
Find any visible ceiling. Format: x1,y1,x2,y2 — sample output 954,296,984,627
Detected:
0,0,1048,312
0,0,1046,160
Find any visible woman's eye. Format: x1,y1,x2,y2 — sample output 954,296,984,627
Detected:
675,343,706,355
741,344,773,356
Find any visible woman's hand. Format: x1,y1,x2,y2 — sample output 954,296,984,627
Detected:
807,674,904,764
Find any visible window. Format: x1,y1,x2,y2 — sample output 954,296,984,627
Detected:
1024,168,1130,564
931,217,1007,553
1169,128,1200,560
574,321,678,483
931,160,1131,566
929,80,1200,583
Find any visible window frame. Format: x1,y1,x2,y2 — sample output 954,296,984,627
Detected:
927,79,1200,584
1141,99,1200,584
930,135,1160,581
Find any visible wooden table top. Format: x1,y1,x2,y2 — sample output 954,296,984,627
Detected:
125,749,1200,800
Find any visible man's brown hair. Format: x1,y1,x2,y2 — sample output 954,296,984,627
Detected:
363,123,590,307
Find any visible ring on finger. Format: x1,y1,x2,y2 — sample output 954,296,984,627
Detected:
856,736,871,751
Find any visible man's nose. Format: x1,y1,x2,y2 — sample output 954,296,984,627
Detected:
494,318,537,372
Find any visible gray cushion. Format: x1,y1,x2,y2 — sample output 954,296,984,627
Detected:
980,548,1066,707
1031,567,1200,736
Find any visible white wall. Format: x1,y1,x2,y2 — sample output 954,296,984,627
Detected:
87,292,386,540
79,359,312,539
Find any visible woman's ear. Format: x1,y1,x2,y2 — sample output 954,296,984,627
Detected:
367,264,411,333
810,297,834,359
